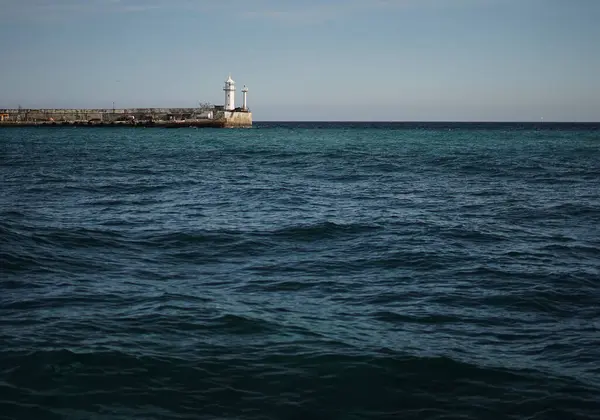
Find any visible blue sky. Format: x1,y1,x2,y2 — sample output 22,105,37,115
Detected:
1,0,598,121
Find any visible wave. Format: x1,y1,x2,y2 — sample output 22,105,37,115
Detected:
0,350,598,419
269,221,382,241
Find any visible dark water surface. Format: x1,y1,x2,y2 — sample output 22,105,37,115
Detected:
1,123,600,419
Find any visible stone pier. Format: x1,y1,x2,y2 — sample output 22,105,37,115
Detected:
0,108,252,128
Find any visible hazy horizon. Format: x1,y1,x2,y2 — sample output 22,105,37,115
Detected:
1,0,599,122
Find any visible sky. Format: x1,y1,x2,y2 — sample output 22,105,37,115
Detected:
0,0,599,121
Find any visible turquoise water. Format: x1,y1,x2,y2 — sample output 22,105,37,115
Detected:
1,123,600,419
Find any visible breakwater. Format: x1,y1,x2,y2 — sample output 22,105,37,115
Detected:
0,108,252,128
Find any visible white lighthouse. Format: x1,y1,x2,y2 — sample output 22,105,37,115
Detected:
241,85,248,110
223,74,236,111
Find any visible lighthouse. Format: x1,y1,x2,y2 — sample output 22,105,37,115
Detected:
242,85,248,110
223,74,236,111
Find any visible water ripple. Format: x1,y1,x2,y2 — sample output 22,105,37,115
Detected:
1,124,600,419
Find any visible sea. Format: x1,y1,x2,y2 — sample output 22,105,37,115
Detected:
1,122,599,420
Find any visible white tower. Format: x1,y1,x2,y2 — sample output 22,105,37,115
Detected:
223,74,236,111
241,85,248,110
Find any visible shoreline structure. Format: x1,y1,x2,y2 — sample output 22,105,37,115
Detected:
0,75,252,128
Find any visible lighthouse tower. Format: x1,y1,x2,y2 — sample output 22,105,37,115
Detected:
241,85,249,110
223,74,236,111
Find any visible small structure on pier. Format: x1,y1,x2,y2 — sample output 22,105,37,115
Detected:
242,85,249,111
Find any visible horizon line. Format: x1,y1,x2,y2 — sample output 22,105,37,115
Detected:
253,120,600,124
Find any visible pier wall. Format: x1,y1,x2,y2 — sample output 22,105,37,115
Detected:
0,108,252,128
221,111,253,127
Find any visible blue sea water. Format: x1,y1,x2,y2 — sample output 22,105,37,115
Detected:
1,122,600,419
